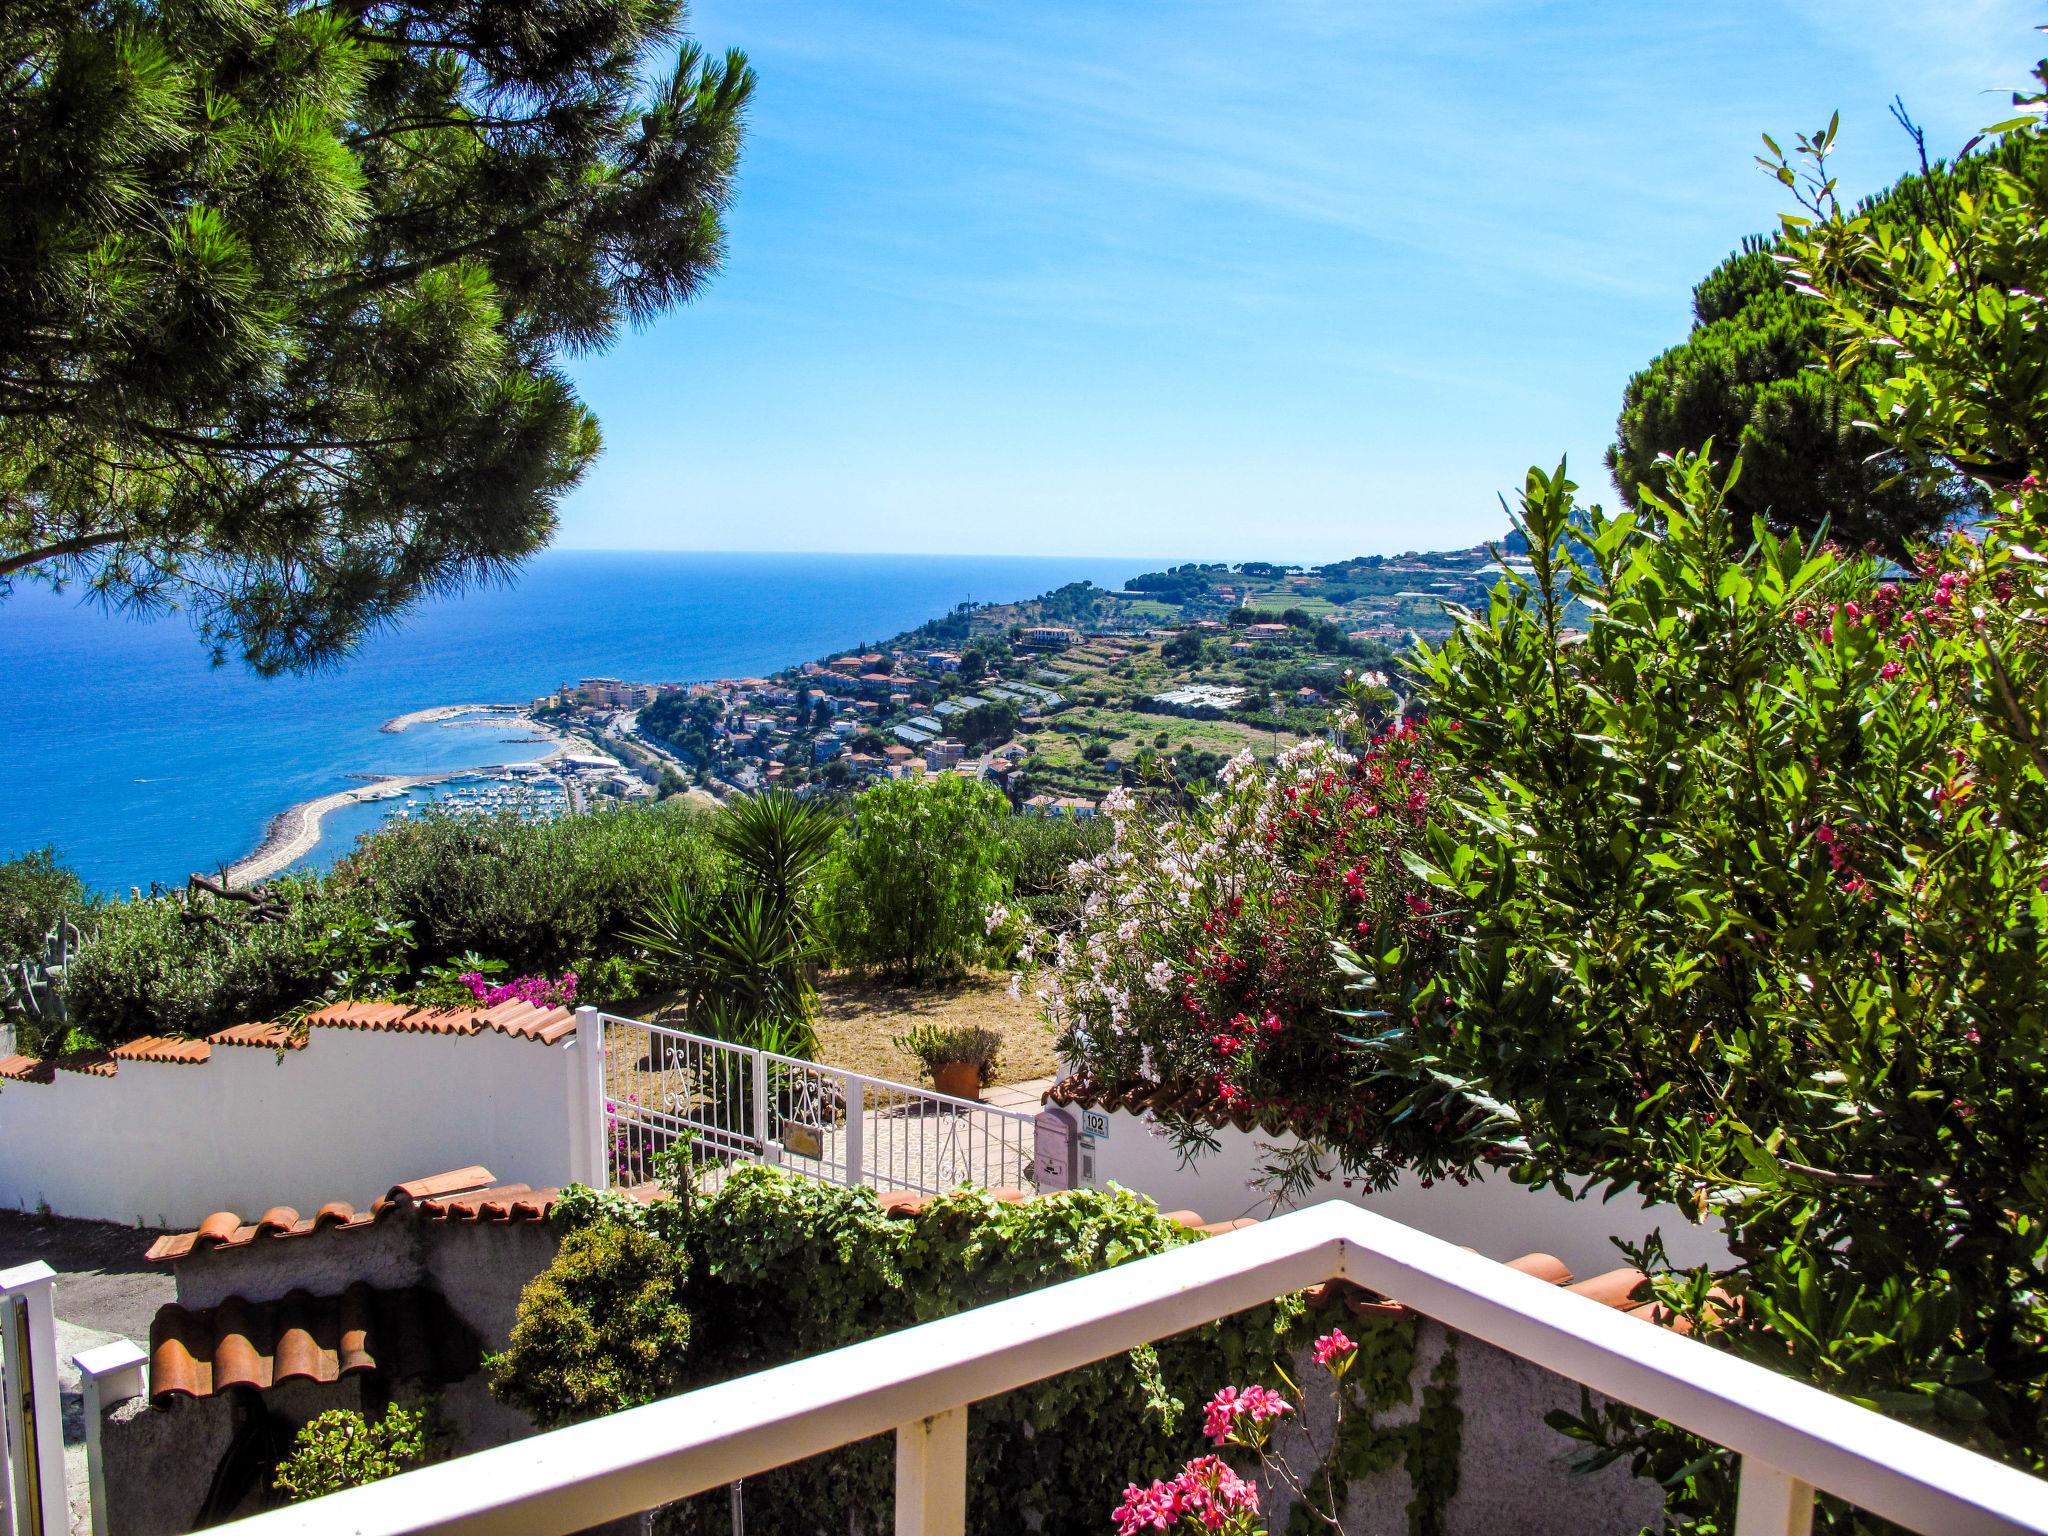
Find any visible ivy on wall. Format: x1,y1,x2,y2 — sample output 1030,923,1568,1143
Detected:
1284,1316,1462,1536
496,1165,1464,1533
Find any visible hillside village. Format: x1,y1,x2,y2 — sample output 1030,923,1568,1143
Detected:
538,540,1532,808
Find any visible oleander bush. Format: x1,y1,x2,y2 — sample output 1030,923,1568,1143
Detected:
1352,95,2048,1525
491,1166,1310,1532
1040,707,1454,1195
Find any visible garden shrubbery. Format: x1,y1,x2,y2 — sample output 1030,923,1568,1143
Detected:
491,1166,1311,1531
330,799,725,977
63,872,337,1041
59,803,725,1043
46,776,1051,1045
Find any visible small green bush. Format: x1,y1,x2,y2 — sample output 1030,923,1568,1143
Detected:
816,775,1014,980
0,848,86,975
273,1405,431,1502
488,1220,694,1427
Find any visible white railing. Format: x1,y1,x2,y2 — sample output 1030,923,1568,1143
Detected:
208,1200,2048,1536
594,1011,1038,1196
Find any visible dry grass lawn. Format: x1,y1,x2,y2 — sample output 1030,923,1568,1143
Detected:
622,971,1055,1089
812,969,1055,1087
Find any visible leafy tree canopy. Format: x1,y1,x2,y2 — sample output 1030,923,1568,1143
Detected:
1,0,751,672
1605,145,2013,553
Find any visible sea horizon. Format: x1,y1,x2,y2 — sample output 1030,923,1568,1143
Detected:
0,550,1155,891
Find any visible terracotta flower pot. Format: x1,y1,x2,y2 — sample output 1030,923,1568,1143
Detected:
932,1060,984,1102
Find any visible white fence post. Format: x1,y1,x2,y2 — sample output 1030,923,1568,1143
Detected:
573,1007,608,1191
0,1262,66,1536
894,1408,967,1535
750,1051,770,1156
74,1341,148,1536
1734,1459,1816,1536
842,1075,868,1188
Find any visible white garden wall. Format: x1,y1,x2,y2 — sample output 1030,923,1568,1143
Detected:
1072,1104,1732,1279
0,1029,589,1227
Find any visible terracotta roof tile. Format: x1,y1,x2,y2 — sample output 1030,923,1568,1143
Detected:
0,1050,119,1080
1043,1072,1298,1137
110,1036,213,1065
148,1282,477,1403
57,1051,118,1076
142,1169,685,1266
384,1167,497,1204
207,1022,307,1050
299,999,577,1044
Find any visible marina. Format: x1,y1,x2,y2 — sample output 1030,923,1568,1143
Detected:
224,708,594,884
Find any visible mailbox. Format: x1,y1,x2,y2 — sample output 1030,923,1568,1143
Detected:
1034,1106,1080,1191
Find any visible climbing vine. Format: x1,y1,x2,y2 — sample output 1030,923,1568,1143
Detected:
494,1166,1466,1533
1286,1317,1462,1536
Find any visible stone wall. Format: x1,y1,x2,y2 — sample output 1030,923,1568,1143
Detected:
97,1215,560,1535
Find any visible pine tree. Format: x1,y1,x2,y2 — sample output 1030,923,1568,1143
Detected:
1606,150,2012,553
0,0,752,672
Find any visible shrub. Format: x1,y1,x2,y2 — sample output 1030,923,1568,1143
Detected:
817,775,1015,980
0,848,85,975
329,800,723,974
1040,709,1448,1193
488,1220,693,1427
273,1405,432,1502
1387,450,2048,1514
63,875,346,1042
1007,808,1110,932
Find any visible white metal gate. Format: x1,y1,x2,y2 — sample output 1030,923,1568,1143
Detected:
595,1013,1037,1196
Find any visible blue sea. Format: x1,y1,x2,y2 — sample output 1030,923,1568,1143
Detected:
0,552,1148,891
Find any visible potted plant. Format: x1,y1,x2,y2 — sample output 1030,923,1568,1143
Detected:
894,1023,1003,1103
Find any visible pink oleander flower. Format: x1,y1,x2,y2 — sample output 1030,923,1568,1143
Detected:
1311,1328,1356,1368
1880,661,1904,680
1175,1457,1262,1532
1113,1480,1182,1534
1201,1384,1293,1445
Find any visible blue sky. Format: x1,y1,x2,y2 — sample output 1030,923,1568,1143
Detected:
558,1,2042,563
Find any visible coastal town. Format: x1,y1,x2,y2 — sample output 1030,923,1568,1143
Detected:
216,542,1535,878
532,541,1526,812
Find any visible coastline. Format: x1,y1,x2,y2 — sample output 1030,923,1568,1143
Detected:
381,703,518,734
226,714,573,885
226,776,445,884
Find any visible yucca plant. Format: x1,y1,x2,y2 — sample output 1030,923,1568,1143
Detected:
712,791,841,936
